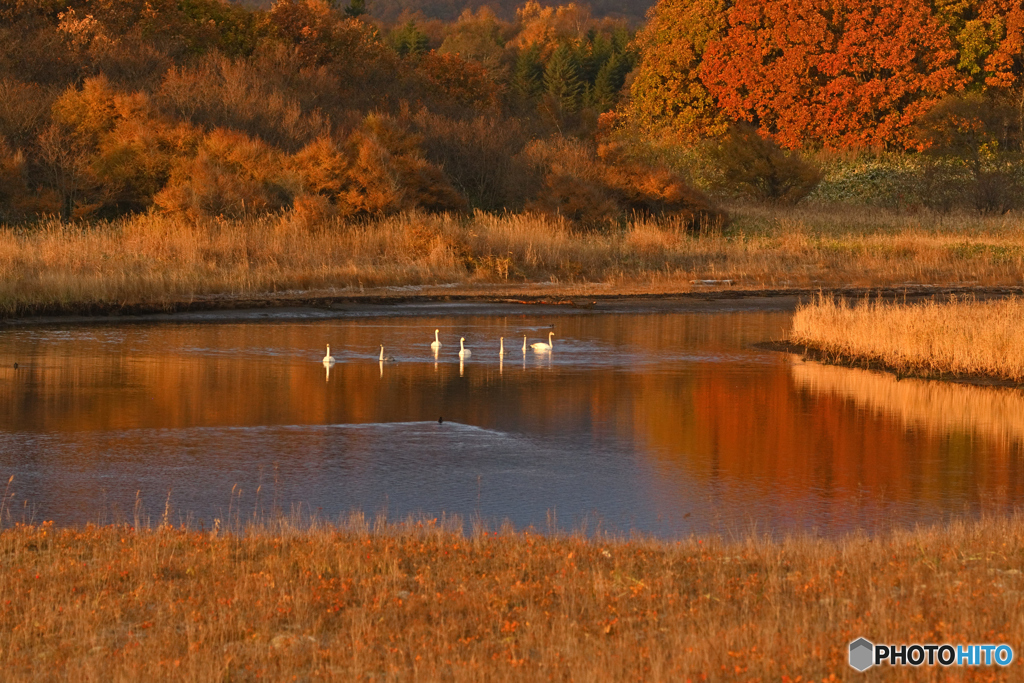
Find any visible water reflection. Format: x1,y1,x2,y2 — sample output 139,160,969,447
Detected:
791,360,1024,446
0,311,1021,536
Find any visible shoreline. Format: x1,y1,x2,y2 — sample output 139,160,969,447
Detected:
759,340,1024,389
3,282,1022,327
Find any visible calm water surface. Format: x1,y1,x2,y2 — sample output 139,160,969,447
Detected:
1,307,1022,537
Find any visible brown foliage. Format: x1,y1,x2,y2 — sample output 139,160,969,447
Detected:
291,116,468,218
409,109,535,210
155,128,299,218
521,137,724,230
710,125,823,204
0,77,54,150
415,51,502,111
156,53,330,151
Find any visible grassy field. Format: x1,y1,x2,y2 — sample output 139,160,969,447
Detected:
0,514,1021,681
790,295,1024,383
1,203,1023,316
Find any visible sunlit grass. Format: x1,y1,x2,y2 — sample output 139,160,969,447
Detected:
0,513,1021,681
1,204,1022,316
791,295,1024,382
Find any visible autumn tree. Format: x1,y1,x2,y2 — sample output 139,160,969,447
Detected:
627,0,730,139
438,8,511,75
699,0,962,150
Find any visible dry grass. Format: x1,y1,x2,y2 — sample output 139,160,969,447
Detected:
1,513,1022,682
791,295,1024,382
1,203,1024,315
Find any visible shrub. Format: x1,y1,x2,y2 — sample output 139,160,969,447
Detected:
289,115,468,219
155,129,300,217
156,54,330,152
916,94,1023,212
520,136,724,230
709,125,822,204
409,109,534,211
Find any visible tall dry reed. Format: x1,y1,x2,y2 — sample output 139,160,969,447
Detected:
1,203,1023,315
0,514,1021,681
791,295,1024,381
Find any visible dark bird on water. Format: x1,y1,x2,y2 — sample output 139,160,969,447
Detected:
12,363,17,369
438,416,443,424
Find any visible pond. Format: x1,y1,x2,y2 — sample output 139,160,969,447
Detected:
1,303,1022,537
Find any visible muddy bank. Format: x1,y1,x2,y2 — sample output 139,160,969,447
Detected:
3,283,1022,327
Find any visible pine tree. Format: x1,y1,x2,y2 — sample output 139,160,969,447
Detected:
543,44,583,115
344,0,367,18
391,21,428,57
592,53,622,110
511,45,545,102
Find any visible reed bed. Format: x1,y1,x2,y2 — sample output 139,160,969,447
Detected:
0,513,1022,682
1,203,1023,315
791,296,1024,382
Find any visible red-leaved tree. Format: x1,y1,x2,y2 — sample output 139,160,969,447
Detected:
700,0,962,149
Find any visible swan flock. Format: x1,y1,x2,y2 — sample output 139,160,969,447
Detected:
321,329,556,367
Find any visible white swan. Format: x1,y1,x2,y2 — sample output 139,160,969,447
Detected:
430,329,441,351
459,337,472,359
322,344,335,365
531,331,554,352
379,345,395,362
499,337,505,357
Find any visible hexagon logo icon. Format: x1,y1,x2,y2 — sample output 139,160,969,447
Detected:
849,638,874,672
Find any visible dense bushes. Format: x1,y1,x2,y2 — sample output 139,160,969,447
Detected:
520,137,724,229
0,0,682,226
709,126,822,204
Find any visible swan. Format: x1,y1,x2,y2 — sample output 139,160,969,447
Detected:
322,344,335,365
379,345,395,362
531,331,554,352
430,329,441,351
499,337,505,357
458,337,472,359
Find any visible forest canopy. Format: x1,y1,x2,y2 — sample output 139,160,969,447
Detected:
2,0,726,227
629,0,1024,151
3,0,1024,226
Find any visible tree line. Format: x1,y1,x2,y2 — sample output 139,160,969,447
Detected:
1,0,726,228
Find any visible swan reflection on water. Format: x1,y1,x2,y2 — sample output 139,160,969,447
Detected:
322,344,336,382
318,327,554,383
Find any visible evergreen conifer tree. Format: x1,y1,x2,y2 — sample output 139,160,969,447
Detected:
543,44,583,115
592,53,622,110
511,46,545,102
392,21,429,57
344,0,367,18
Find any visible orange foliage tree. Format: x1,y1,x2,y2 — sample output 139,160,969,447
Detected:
699,0,962,150
627,0,730,140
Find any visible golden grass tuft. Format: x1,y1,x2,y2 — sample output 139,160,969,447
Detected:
791,295,1024,382
0,515,1022,681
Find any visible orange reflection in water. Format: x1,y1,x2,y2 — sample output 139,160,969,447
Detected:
0,311,1022,530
